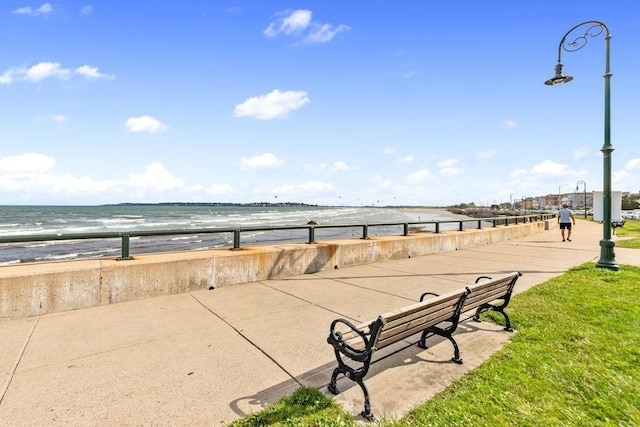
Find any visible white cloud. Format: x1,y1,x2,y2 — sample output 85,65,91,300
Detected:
24,62,71,82
625,158,640,170
530,160,568,175
476,150,497,160
0,154,193,202
273,180,334,194
305,161,359,172
234,89,309,120
240,153,283,170
571,146,591,161
128,162,183,190
402,63,420,78
207,183,236,194
439,168,463,176
0,62,114,84
0,70,17,84
125,116,169,133
35,114,67,123
264,9,349,44
384,148,414,163
303,23,350,44
501,120,517,130
76,65,115,79
12,3,52,15
0,153,55,173
406,169,431,184
330,161,358,171
50,114,67,123
264,10,312,37
437,159,463,176
437,159,458,168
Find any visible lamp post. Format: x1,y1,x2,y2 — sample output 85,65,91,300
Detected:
545,20,618,270
558,184,568,209
576,180,587,219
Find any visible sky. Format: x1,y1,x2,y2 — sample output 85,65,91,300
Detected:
1,1,639,207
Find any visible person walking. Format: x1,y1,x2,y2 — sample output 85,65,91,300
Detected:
558,203,576,242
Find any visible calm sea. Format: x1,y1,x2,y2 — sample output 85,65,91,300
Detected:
0,205,462,265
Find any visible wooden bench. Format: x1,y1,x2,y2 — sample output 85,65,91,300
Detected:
326,271,522,421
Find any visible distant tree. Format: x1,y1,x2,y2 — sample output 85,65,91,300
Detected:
622,194,640,210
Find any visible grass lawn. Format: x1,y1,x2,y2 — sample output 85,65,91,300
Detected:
228,263,640,427
615,218,640,249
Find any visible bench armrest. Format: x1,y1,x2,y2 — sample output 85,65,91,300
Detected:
327,318,373,362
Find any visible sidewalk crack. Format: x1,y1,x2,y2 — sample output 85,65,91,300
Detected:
189,293,302,387
0,316,40,405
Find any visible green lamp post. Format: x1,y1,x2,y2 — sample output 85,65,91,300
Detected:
576,180,587,219
545,21,618,270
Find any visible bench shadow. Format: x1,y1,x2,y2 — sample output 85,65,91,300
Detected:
227,318,510,419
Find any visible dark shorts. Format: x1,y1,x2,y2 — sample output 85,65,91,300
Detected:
560,223,572,230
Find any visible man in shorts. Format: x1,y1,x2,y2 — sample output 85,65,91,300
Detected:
557,203,576,242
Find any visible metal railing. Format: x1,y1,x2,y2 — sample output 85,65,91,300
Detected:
0,213,555,261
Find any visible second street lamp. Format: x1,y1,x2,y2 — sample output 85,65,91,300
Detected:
576,180,587,219
544,20,618,270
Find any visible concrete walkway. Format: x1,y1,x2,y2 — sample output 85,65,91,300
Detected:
1,220,637,426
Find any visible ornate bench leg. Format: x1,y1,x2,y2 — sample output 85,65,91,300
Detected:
501,310,513,332
445,335,463,364
474,304,513,331
419,328,463,364
357,380,375,422
327,368,341,395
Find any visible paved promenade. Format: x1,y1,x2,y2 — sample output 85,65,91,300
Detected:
1,220,638,425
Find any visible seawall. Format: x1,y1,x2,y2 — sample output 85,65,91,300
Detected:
1,220,553,319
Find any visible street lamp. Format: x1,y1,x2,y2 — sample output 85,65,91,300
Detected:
545,21,618,270
558,184,568,209
576,180,587,219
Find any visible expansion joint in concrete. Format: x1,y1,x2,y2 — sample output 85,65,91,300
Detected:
0,316,40,406
189,292,303,387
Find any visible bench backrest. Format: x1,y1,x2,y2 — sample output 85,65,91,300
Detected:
335,289,469,354
464,272,521,314
333,272,520,355
374,288,470,350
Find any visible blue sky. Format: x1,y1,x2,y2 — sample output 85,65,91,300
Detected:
1,1,639,206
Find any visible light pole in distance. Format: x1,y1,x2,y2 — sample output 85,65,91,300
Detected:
576,180,587,219
558,184,568,209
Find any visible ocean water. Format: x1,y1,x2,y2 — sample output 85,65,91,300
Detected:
0,205,463,265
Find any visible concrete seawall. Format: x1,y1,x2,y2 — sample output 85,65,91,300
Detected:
1,220,552,319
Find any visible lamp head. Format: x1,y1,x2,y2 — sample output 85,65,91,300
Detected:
544,62,574,85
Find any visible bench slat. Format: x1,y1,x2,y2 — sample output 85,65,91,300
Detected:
336,291,466,351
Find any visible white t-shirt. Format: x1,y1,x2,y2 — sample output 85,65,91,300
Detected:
558,208,573,223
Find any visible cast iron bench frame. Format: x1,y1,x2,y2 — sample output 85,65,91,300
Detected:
326,271,522,421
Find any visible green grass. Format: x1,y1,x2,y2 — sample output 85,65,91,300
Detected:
228,386,355,427
383,264,640,426
228,264,640,427
615,218,640,248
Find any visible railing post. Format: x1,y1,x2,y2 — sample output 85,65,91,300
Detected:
492,219,497,228
435,221,440,233
362,224,369,240
117,232,133,260
477,220,482,229
403,223,409,236
232,229,241,250
308,226,316,244
459,221,463,231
